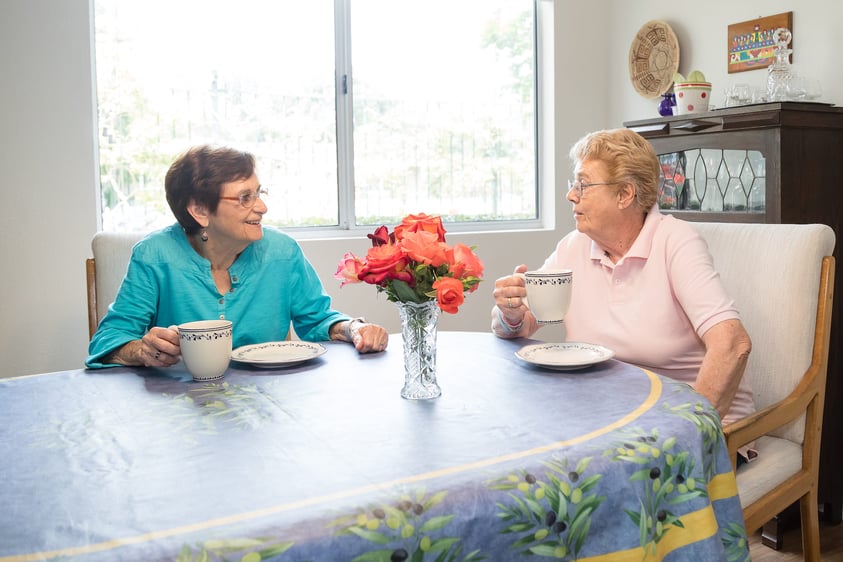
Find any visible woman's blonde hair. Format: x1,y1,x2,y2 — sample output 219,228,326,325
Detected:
569,128,659,210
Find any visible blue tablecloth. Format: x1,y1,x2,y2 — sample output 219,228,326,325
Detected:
0,332,749,561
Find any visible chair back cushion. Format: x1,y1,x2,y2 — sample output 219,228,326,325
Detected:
91,231,147,325
692,222,835,444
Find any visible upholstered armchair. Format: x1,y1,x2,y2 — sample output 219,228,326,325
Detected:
693,222,835,561
86,231,147,338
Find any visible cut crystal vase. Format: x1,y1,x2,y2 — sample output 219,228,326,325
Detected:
396,300,441,400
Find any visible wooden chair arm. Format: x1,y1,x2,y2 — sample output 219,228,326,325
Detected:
724,364,821,456
86,258,97,339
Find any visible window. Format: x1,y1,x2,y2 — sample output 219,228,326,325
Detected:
94,0,538,233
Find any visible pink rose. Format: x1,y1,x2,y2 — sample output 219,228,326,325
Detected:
400,230,449,267
394,213,446,242
433,277,465,314
334,252,366,287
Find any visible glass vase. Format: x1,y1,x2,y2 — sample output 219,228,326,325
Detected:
397,300,441,400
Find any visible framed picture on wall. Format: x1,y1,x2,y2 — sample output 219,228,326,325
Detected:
727,12,792,73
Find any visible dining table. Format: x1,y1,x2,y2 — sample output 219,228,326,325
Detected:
0,331,749,562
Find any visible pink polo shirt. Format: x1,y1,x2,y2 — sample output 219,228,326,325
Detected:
542,208,755,426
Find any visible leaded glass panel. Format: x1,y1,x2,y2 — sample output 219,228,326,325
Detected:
656,149,765,212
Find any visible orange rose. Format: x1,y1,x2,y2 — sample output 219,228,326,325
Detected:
433,276,465,314
360,243,412,285
394,213,446,242
334,252,365,287
449,243,484,284
400,230,449,267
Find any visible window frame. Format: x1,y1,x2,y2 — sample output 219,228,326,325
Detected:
92,0,554,239
293,0,552,240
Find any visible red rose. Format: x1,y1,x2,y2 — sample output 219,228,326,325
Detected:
360,244,412,285
367,225,393,247
394,213,446,242
433,277,465,314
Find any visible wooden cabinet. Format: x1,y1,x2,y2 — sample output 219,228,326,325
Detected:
625,102,843,524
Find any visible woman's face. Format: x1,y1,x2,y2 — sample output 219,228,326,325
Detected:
567,158,620,240
206,173,267,246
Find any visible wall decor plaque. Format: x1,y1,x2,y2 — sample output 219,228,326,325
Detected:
728,12,793,73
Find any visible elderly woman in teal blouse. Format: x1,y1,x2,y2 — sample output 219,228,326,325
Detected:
87,145,388,369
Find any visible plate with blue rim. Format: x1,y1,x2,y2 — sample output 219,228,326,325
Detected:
515,342,615,371
231,341,327,368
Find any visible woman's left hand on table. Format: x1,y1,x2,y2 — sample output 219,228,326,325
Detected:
351,322,389,354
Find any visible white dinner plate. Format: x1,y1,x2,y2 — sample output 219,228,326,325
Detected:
515,342,615,371
231,341,327,368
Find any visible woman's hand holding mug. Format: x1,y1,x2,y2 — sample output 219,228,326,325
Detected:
514,269,573,324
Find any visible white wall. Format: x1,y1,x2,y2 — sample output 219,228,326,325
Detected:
1,0,99,376
606,0,843,124
1,0,840,376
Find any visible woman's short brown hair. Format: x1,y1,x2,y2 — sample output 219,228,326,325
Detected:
569,128,659,211
165,145,256,234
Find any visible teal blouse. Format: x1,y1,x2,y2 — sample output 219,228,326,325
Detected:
86,224,349,368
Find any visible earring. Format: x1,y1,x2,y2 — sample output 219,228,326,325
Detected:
201,230,209,242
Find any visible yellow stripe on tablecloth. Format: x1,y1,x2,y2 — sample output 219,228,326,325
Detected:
708,470,740,501
577,504,720,562
1,370,665,562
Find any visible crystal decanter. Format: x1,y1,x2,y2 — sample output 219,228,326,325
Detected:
767,27,794,102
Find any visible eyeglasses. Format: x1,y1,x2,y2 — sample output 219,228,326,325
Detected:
219,188,269,209
567,179,618,198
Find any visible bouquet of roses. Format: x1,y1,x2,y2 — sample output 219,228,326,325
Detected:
334,213,484,313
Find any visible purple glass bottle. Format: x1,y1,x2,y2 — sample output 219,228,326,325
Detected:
658,93,676,116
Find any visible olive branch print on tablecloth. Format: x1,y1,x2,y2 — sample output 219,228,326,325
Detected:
25,381,285,455
160,381,285,435
662,398,750,561
175,537,294,562
661,397,725,481
605,427,707,557
329,488,486,562
722,522,752,562
488,457,605,559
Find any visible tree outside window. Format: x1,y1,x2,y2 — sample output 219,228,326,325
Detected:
94,0,537,233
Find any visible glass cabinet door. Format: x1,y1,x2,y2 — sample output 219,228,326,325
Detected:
657,148,765,213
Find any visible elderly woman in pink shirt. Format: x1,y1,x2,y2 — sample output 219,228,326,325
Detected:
491,128,754,436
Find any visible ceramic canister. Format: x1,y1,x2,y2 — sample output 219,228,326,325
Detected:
674,82,712,114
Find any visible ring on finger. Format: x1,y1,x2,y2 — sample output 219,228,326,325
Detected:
154,351,161,360
507,297,513,308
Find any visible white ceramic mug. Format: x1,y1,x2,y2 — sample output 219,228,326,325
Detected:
516,269,573,324
178,320,233,381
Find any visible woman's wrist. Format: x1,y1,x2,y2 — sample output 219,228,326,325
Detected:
344,317,367,342
497,307,524,333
